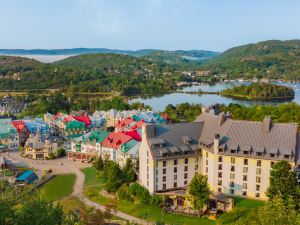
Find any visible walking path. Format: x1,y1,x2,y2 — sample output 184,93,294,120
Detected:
3,152,152,225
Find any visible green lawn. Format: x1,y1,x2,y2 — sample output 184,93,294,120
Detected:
82,167,106,187
40,174,76,201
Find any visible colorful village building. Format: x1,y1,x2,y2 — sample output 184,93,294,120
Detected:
23,133,57,160
11,120,29,146
0,118,19,152
68,130,110,162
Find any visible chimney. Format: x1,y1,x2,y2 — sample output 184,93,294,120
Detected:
214,134,220,154
263,116,272,132
142,124,155,138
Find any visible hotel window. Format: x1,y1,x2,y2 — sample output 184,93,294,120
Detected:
163,168,166,174
218,188,222,193
195,164,198,170
256,185,260,191
163,161,166,167
174,159,177,165
206,159,208,166
174,167,177,173
206,167,208,173
184,180,187,185
231,165,235,172
257,160,261,167
271,161,275,168
243,167,248,173
230,189,234,195
185,158,189,164
243,175,247,181
147,181,149,186
218,180,222,186
163,184,166,190
255,193,260,198
147,158,149,164
256,168,261,175
218,172,222,178
206,152,208,158
218,164,223,170
174,175,177,180
195,157,199,162
147,173,149,179
230,173,235,180
218,156,223,162
156,176,158,182
155,184,158,190
230,181,234,187
244,159,248,165
184,166,188,172
231,157,235,164
242,191,247,196
256,176,261,183
156,169,158,175
184,173,188,179
163,176,166,182
174,182,177,188
243,183,247,189
147,151,149,157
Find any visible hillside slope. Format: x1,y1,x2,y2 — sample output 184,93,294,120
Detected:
204,40,300,80
0,54,179,95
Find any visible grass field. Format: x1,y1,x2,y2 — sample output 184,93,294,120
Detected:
40,174,76,201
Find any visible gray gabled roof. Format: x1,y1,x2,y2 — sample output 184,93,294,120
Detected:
147,122,204,159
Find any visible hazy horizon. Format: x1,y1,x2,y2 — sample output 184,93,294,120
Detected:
1,1,300,52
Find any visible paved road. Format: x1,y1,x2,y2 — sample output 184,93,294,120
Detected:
3,152,152,225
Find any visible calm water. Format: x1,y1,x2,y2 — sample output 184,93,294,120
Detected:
129,81,300,111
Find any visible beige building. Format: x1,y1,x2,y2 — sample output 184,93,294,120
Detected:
139,123,203,195
139,113,300,201
196,112,299,200
24,133,57,160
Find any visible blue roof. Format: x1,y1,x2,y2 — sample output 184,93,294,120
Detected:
16,170,38,184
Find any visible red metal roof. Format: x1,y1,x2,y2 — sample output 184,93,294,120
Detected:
74,115,91,126
102,132,133,149
130,120,146,130
11,120,27,133
124,130,142,141
115,118,135,129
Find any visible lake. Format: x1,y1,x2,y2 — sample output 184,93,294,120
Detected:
129,81,300,111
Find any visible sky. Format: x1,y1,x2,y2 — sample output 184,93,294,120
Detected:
0,0,300,52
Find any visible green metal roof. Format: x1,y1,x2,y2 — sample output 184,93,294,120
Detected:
88,130,110,144
0,119,17,139
66,120,85,129
119,139,139,153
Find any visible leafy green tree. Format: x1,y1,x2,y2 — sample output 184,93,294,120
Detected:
56,148,66,158
266,161,299,205
103,160,124,192
93,156,104,171
123,158,137,183
188,174,210,211
256,198,300,225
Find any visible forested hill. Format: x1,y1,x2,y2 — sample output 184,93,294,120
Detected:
0,48,219,65
0,54,180,95
203,40,300,80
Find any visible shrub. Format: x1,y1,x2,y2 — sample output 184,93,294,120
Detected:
128,182,151,205
150,194,163,207
48,152,56,160
117,184,133,202
56,148,66,158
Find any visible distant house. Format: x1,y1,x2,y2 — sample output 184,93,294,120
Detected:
11,120,29,146
0,118,19,152
24,133,58,160
15,170,38,184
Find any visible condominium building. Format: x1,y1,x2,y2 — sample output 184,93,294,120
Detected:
139,113,300,201
196,112,299,200
139,123,203,194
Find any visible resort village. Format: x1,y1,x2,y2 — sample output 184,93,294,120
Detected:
0,103,300,223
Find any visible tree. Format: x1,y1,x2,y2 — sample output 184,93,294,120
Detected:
256,197,300,225
56,148,66,158
188,174,210,211
123,158,137,183
266,161,299,205
93,156,104,171
103,160,124,192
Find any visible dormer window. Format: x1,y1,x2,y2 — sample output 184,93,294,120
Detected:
284,155,290,159
256,152,263,156
270,153,275,158
230,149,236,154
